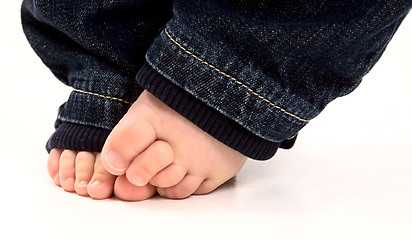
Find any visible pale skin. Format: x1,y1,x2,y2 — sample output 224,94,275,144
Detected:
47,90,247,201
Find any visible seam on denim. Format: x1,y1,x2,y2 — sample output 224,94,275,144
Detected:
72,88,132,105
164,29,310,123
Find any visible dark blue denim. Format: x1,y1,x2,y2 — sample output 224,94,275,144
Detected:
146,0,411,142
22,0,411,159
21,0,174,130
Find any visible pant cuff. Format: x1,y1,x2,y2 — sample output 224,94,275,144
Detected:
136,62,297,160
46,121,111,153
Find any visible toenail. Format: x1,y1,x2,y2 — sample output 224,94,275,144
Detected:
77,180,89,188
65,177,75,185
106,151,126,172
53,174,59,183
157,188,166,196
131,175,147,187
89,180,103,188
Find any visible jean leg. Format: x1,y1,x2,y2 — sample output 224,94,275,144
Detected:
21,0,174,151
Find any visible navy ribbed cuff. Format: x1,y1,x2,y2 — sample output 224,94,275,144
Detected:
46,122,111,153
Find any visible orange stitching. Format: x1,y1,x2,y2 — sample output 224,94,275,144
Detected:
73,88,132,105
164,29,309,123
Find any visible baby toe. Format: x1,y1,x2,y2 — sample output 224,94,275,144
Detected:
114,175,157,201
74,151,95,196
101,102,158,176
193,179,221,195
157,175,204,199
149,163,187,188
59,150,77,192
125,140,174,187
87,154,116,200
48,149,63,186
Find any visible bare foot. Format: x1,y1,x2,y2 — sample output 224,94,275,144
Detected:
101,91,248,200
47,149,156,200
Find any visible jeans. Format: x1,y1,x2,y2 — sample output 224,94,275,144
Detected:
22,0,411,157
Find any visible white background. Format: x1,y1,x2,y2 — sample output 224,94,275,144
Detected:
1,2,411,240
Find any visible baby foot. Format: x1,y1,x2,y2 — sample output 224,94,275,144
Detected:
47,148,156,200
101,91,247,200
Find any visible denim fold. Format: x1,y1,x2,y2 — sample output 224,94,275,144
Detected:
146,0,411,142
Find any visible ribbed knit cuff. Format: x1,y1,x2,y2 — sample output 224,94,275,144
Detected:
46,122,111,153
136,62,296,160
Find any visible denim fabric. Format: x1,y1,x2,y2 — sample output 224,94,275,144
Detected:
21,0,174,130
22,0,411,157
146,0,411,142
